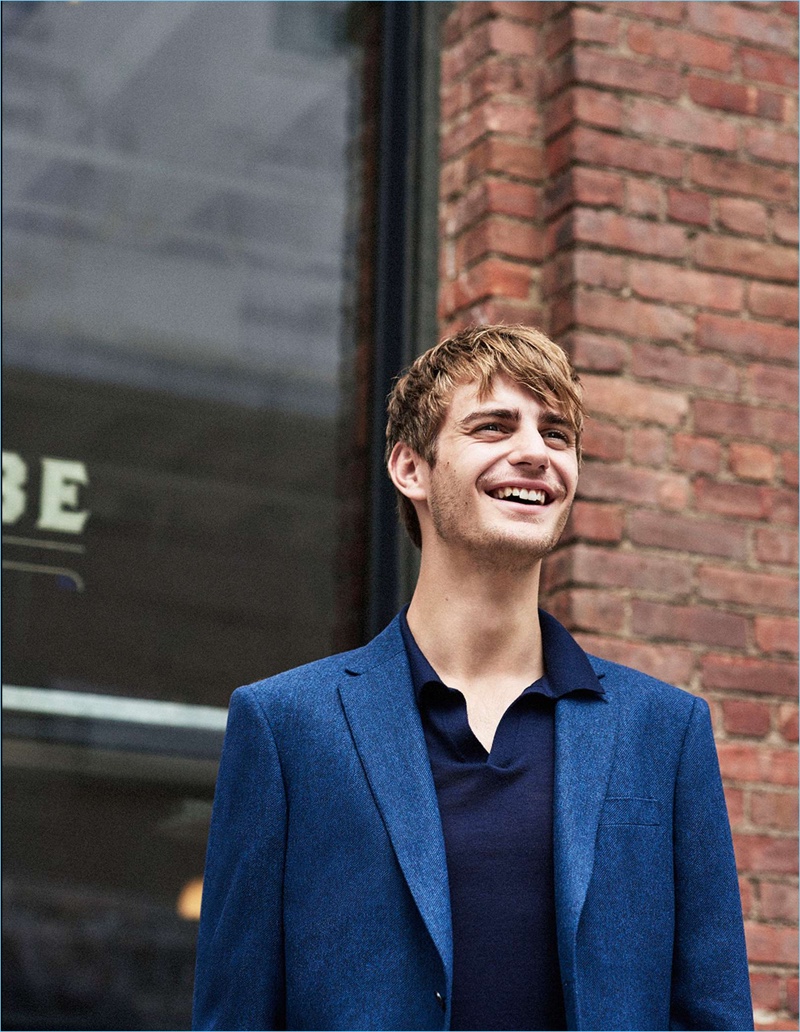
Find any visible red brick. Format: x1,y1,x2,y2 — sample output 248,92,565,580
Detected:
741,47,799,89
717,198,768,238
628,97,738,151
756,617,800,657
687,4,790,48
450,178,541,234
694,235,798,283
739,846,800,879
581,419,626,462
788,975,799,1017
755,527,799,566
724,785,745,827
751,972,784,1013
699,565,798,612
626,179,662,219
630,427,668,467
628,509,748,559
570,7,621,47
778,704,799,743
574,290,693,342
575,634,694,687
694,477,768,519
549,588,626,634
563,500,624,544
572,49,682,99
691,153,796,203
568,542,693,595
572,127,685,179
441,101,540,162
630,262,744,312
700,399,798,445
572,209,687,259
632,342,740,393
774,211,799,246
582,373,689,427
563,331,627,374
623,2,686,23
696,314,798,362
722,698,772,738
751,791,799,832
688,74,753,115
456,217,544,267
763,486,800,525
667,188,712,226
572,250,627,291
747,282,798,322
544,87,624,139
744,126,799,166
729,442,778,482
744,921,799,963
760,881,800,924
579,463,691,512
720,742,798,785
627,23,734,72
465,138,545,184
703,655,799,698
632,599,749,647
442,18,538,81
439,257,533,312
782,452,799,488
755,86,789,122
672,434,722,474
543,167,624,220
746,364,799,408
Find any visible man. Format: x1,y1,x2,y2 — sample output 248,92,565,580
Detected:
193,325,753,1031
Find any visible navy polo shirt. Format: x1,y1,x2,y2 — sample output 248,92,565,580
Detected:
399,607,604,1032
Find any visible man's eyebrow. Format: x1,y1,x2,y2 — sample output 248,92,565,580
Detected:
456,407,521,429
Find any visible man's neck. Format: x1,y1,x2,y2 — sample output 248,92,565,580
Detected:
406,547,544,689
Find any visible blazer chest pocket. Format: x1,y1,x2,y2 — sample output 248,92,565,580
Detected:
599,796,663,827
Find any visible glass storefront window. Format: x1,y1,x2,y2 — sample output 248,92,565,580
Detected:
2,2,377,1027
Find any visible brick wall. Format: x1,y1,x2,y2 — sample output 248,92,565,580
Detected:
438,3,798,1027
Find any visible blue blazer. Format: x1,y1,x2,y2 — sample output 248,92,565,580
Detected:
193,614,753,1031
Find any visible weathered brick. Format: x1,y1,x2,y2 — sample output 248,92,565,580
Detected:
760,881,800,924
751,972,784,1012
544,167,624,220
563,500,625,543
696,314,798,362
572,250,627,291
549,587,626,634
703,654,799,697
573,290,695,342
456,216,544,267
632,599,748,648
580,462,691,511
788,975,800,1017
687,4,790,48
438,256,533,313
630,262,744,312
728,442,777,482
694,477,768,519
724,785,745,827
740,876,756,920
628,509,748,559
572,49,682,99
744,921,799,963
741,47,799,89
695,398,798,445
763,486,800,525
778,704,799,743
450,178,541,234
572,127,685,179
747,282,798,322
744,125,799,166
465,138,545,184
746,364,799,408
691,153,796,203
627,23,734,72
755,527,799,566
442,101,540,162
667,188,711,226
628,97,738,151
570,6,621,47
687,74,753,116
672,434,722,474
755,617,799,657
751,791,799,832
581,418,626,462
717,197,768,238
575,633,694,686
694,235,798,283
630,426,668,466
720,741,799,785
572,209,688,259
625,179,662,218
582,372,689,427
632,342,740,393
545,86,624,139
699,565,798,612
722,698,772,738
774,210,799,246
562,331,627,374
567,542,693,595
781,452,799,488
623,2,686,23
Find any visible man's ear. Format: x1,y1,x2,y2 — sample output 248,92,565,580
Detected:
387,441,429,502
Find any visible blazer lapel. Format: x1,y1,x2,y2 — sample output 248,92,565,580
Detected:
553,677,618,986
338,621,453,987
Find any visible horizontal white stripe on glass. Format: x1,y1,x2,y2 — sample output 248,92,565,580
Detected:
2,685,228,731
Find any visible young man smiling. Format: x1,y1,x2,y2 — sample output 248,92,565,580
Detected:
194,325,753,1032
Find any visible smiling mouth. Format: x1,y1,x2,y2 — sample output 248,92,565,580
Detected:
487,486,550,505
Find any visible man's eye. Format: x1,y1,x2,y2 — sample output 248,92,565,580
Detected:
544,429,572,444
476,423,505,433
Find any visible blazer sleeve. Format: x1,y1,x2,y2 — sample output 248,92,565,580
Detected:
193,687,287,1031
669,697,754,1031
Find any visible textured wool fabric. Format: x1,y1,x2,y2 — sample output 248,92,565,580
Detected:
193,613,753,1031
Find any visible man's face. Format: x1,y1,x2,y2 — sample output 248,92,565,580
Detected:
419,374,579,567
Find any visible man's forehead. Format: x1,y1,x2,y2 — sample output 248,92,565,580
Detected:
445,373,564,417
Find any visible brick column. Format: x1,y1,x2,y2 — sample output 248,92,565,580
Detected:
439,3,798,1026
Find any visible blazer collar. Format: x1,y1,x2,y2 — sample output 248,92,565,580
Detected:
337,617,453,993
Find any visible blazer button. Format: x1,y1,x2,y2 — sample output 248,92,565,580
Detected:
435,992,446,1011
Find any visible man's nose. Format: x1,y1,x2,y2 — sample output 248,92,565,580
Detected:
508,426,550,468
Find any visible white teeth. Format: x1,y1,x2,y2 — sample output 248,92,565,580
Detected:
491,487,547,504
